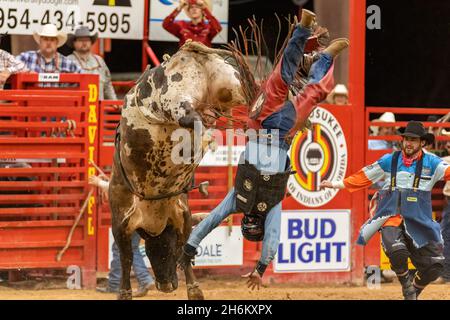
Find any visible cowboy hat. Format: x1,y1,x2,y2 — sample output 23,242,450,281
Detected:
399,120,435,145
370,112,396,136
33,24,67,48
184,0,212,16
67,26,99,48
328,84,348,103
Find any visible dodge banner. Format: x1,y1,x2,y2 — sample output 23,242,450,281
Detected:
0,0,144,39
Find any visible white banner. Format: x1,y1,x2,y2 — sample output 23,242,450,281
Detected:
0,0,145,40
274,210,351,273
193,226,243,266
109,226,243,269
149,0,228,44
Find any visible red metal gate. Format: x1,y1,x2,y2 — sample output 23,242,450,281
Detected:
0,74,100,288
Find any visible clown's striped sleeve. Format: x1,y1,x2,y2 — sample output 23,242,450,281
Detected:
340,154,391,192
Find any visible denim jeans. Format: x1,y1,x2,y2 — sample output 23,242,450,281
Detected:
109,231,154,290
442,197,450,280
187,142,285,266
307,52,333,84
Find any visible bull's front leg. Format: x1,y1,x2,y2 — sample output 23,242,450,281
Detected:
113,228,133,300
180,207,204,300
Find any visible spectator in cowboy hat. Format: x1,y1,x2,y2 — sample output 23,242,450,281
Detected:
327,83,348,105
67,26,117,100
163,0,222,47
368,112,398,150
16,24,81,76
0,33,28,89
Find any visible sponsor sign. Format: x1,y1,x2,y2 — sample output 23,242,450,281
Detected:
274,210,351,272
0,0,144,39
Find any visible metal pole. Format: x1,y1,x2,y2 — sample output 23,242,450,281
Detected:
227,119,233,235
142,0,150,72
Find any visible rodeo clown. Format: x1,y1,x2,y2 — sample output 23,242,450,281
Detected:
178,9,349,290
321,121,450,300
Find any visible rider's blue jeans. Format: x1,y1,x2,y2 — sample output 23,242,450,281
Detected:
187,141,286,266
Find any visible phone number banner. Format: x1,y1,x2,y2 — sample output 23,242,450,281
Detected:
0,0,144,40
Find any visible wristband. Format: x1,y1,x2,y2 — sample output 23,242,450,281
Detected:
255,262,267,277
332,181,345,189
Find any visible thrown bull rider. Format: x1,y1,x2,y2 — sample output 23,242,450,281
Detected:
178,9,349,290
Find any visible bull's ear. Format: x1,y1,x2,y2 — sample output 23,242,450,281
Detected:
217,88,233,103
135,65,152,84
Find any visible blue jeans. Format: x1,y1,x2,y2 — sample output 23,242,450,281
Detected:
109,232,154,290
187,142,285,266
442,197,450,280
307,53,333,84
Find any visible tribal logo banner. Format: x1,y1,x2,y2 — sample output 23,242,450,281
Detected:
288,107,348,207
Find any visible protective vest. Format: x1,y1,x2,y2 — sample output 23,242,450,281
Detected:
357,151,442,248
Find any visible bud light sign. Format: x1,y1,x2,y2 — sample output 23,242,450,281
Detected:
274,210,351,272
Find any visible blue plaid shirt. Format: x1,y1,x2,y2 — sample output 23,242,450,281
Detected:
17,51,82,74
16,51,82,87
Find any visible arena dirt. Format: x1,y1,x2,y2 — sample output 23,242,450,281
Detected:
0,276,449,300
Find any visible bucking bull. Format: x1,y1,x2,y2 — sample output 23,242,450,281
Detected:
109,41,254,300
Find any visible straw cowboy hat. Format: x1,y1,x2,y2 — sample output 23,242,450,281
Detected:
331,84,348,96
33,24,67,48
370,112,396,136
67,26,99,48
328,84,348,103
184,0,212,15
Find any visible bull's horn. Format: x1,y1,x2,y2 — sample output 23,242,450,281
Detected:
198,181,209,197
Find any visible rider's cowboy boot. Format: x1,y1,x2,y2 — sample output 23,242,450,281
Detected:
177,244,197,270
323,38,350,58
299,9,316,29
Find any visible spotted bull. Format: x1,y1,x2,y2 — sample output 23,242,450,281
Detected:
108,41,252,300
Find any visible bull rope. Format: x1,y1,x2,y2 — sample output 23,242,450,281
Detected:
121,195,139,224
57,160,108,261
88,158,137,224
56,188,94,261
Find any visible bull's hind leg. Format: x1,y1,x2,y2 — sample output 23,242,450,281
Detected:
109,164,135,300
180,208,204,300
112,228,133,300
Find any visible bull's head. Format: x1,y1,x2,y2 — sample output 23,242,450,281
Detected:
130,41,257,131
143,225,179,293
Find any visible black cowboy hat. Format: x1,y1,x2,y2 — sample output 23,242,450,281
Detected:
67,26,98,48
399,121,435,145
